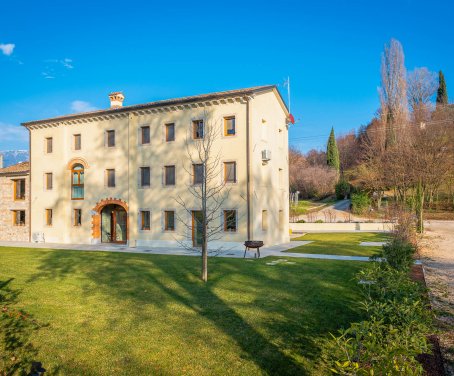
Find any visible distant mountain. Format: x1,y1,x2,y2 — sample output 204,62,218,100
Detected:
0,150,29,168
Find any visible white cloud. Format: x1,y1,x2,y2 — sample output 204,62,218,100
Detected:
42,72,55,79
70,100,98,113
0,43,15,56
0,123,28,141
62,58,73,69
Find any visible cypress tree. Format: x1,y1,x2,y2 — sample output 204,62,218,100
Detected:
436,70,448,106
326,127,340,172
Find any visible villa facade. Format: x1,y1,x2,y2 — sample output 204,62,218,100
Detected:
22,86,290,249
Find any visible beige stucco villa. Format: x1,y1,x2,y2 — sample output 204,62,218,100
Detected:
22,85,290,250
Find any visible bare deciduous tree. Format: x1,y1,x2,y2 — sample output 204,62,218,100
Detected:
379,39,408,146
407,67,437,124
174,112,232,282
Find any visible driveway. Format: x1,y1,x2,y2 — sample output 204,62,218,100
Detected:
420,220,454,374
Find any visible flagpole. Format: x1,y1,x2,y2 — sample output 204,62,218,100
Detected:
287,76,291,113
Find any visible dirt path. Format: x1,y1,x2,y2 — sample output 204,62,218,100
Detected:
420,220,454,375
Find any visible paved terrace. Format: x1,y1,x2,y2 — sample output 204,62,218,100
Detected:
0,240,373,262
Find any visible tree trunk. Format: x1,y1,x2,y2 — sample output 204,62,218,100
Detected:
201,244,208,282
415,180,424,233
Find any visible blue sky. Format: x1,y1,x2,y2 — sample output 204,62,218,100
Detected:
0,0,452,152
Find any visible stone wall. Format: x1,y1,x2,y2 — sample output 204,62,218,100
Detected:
0,174,29,241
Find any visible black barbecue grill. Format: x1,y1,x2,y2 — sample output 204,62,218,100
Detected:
244,240,264,258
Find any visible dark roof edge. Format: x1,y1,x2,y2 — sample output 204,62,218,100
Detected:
22,85,286,127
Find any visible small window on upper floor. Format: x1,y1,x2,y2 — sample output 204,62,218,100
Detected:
141,126,150,145
106,169,115,187
74,134,81,150
193,164,204,185
45,137,53,153
224,162,237,183
224,116,236,136
13,179,26,200
45,173,53,190
140,167,151,187
106,130,115,147
192,120,204,139
165,123,175,142
164,165,176,186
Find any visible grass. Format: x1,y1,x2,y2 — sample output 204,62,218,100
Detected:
0,247,366,375
287,232,391,257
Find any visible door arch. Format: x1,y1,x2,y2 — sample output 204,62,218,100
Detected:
91,198,128,244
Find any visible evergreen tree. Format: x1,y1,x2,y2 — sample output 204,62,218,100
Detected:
436,70,448,106
326,127,340,172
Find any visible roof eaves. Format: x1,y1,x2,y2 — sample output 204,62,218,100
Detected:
22,85,277,127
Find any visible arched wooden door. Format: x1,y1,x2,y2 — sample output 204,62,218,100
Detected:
101,204,127,244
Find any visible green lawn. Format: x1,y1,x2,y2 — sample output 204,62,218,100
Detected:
0,247,366,375
288,232,391,257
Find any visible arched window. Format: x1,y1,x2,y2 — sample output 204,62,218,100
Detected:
71,164,84,199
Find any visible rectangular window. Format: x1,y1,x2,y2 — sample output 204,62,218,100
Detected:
74,134,81,150
165,123,175,142
164,165,176,186
141,126,150,145
45,209,52,226
14,179,26,200
74,209,82,227
45,137,53,153
193,164,203,185
106,169,116,187
13,210,26,226
224,116,236,136
45,173,53,190
140,167,151,187
279,210,284,231
140,210,151,231
192,120,204,139
223,210,237,232
262,210,268,231
106,130,115,147
224,162,237,183
164,210,175,231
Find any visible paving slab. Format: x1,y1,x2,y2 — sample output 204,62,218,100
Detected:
360,241,387,246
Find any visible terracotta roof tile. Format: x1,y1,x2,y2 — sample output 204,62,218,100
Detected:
0,161,30,175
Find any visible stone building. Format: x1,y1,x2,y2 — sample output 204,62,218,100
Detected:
0,161,30,241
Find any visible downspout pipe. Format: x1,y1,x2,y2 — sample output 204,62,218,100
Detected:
246,97,251,240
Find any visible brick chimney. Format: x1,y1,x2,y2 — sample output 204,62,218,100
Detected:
109,92,125,108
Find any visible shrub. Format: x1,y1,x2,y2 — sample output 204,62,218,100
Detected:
315,219,324,223
335,179,351,200
382,238,415,271
351,192,371,214
325,263,433,375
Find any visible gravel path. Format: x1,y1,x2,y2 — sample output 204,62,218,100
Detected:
420,220,454,375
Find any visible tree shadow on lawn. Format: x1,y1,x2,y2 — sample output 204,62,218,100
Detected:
27,250,362,375
0,278,55,375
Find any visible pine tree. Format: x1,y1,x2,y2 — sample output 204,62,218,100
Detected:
436,70,448,106
326,127,340,172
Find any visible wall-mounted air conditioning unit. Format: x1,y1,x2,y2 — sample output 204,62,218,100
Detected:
262,150,271,162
